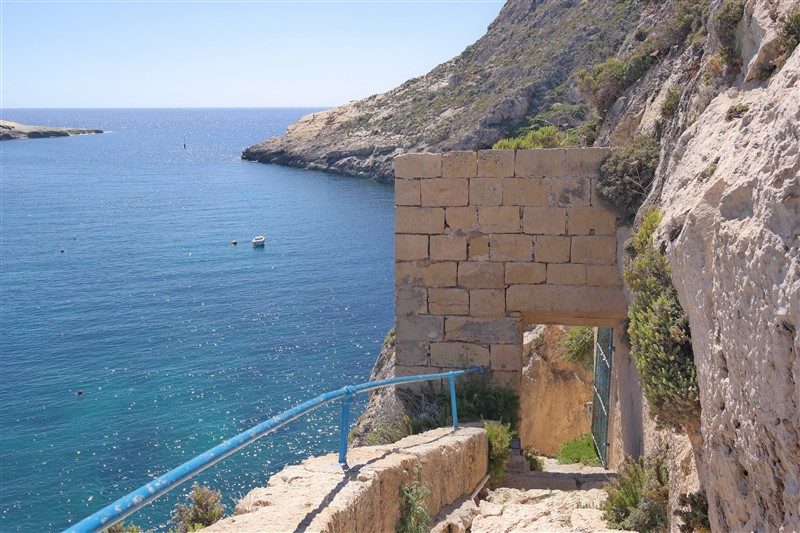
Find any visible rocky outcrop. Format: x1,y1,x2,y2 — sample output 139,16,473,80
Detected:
596,0,799,529
518,326,594,456
242,0,643,181
0,120,102,140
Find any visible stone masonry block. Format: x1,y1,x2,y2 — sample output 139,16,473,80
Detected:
478,150,515,178
546,263,587,285
470,289,506,317
442,151,478,178
395,234,428,261
534,236,571,263
430,235,467,261
478,206,520,233
564,147,611,177
522,207,567,235
468,235,490,260
430,342,490,367
428,288,469,315
567,207,617,235
445,317,521,344
395,153,442,179
458,261,505,289
490,344,522,371
396,261,457,287
515,149,565,177
421,178,469,207
395,178,421,206
550,177,591,207
445,207,477,232
490,234,533,262
396,287,428,316
470,178,503,206
587,265,623,286
502,177,549,206
571,236,617,265
396,207,445,234
505,262,546,284
506,284,626,317
395,341,429,366
397,314,444,342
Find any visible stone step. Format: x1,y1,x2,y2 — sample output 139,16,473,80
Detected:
503,469,617,491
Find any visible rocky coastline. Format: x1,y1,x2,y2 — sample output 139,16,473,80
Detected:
0,120,103,141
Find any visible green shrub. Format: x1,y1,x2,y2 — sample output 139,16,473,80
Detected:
493,125,565,149
485,421,513,484
725,103,749,121
773,9,800,71
596,136,660,224
602,453,669,532
577,58,632,113
453,375,520,427
556,433,600,466
675,491,711,532
561,326,595,368
625,209,700,430
365,416,413,445
523,448,545,471
397,464,432,533
714,0,746,66
170,483,225,533
660,87,682,118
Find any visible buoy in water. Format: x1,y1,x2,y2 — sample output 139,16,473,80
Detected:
230,240,237,246
77,390,84,396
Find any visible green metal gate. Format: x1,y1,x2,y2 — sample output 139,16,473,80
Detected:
591,327,614,467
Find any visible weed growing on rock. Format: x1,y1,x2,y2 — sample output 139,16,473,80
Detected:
713,0,746,68
725,103,749,121
675,491,711,532
596,136,660,224
397,464,432,533
485,421,513,484
523,448,544,471
170,483,225,533
602,452,669,532
660,87,682,118
624,209,700,430
775,9,800,70
103,522,147,533
561,326,595,368
556,433,601,466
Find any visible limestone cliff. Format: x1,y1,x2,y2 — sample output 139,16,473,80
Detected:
0,120,103,140
595,0,799,530
242,0,642,180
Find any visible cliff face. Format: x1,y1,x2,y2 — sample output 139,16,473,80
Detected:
597,0,799,529
243,0,642,180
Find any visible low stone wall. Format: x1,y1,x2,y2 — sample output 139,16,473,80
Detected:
203,427,487,533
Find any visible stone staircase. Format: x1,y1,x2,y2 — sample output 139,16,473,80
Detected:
431,452,630,532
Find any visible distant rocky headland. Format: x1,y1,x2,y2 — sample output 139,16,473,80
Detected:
0,120,103,141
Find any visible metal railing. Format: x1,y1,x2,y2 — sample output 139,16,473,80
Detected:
63,365,484,533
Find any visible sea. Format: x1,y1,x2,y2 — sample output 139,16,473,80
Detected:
0,108,395,532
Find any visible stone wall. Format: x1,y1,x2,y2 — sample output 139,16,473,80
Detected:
203,427,487,533
394,148,627,382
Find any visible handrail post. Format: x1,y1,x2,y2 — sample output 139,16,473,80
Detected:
449,375,459,430
338,387,354,469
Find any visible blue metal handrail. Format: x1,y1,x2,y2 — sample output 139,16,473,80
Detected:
63,365,484,533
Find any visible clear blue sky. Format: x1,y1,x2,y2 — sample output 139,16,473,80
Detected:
1,1,504,108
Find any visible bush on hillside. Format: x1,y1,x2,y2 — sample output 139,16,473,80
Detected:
596,136,660,224
170,483,225,533
675,491,711,533
602,452,669,532
624,209,700,430
713,0,746,67
561,326,595,368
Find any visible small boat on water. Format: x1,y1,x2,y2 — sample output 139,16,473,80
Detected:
252,235,265,247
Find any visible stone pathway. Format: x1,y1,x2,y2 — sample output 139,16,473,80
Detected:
431,454,631,532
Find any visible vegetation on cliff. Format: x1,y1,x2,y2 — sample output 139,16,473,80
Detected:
624,209,700,430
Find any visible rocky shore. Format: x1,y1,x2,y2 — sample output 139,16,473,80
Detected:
0,120,103,141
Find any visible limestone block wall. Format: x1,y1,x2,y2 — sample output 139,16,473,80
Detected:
394,149,627,381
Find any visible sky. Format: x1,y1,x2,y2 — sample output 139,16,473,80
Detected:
0,0,505,108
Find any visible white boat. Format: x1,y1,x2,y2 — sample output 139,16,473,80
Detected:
252,235,265,247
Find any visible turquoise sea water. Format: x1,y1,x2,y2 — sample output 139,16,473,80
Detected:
0,109,395,532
